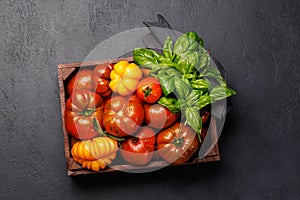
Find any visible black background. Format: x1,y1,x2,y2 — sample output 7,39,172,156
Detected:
0,0,299,199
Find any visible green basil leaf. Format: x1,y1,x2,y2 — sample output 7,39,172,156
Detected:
209,86,236,101
174,78,191,100
172,32,206,74
183,73,195,79
163,66,182,77
184,107,202,133
194,89,204,97
174,35,190,56
198,94,213,109
190,79,211,90
186,31,203,47
133,48,162,69
173,32,201,63
197,48,210,70
175,32,201,52
158,97,181,113
157,72,175,96
176,51,200,74
186,90,200,108
163,36,174,61
200,66,227,86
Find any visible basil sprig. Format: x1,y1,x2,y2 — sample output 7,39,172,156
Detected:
133,31,236,134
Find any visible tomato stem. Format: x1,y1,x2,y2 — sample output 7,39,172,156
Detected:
80,109,95,117
143,86,152,98
173,137,183,147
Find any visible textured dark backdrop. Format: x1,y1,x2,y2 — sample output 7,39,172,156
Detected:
0,0,299,199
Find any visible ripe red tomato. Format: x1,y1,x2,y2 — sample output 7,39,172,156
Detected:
120,127,156,165
65,89,104,140
200,109,210,124
200,128,208,141
157,122,199,164
128,92,144,104
103,96,144,137
136,77,162,103
144,104,180,129
92,63,113,97
67,70,93,96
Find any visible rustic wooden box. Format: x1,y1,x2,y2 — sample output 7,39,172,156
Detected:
58,57,220,176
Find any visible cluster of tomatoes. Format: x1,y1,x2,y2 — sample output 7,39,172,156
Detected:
64,61,210,168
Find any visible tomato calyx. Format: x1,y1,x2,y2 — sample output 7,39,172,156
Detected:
142,86,152,98
117,110,124,117
80,108,95,117
132,137,139,144
92,118,125,141
173,137,183,147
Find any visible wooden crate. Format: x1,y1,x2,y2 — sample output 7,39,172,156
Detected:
58,57,220,176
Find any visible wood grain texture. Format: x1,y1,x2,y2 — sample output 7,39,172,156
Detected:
0,0,299,199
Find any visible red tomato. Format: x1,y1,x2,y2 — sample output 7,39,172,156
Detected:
67,70,93,96
103,96,144,137
144,104,180,129
136,77,162,103
157,122,199,164
92,63,113,97
200,128,208,141
65,89,103,140
120,127,156,165
200,109,210,124
128,92,144,104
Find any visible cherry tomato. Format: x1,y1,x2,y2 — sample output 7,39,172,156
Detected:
136,77,162,103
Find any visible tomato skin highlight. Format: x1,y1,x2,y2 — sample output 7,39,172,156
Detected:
120,127,156,165
67,70,93,96
136,77,162,103
65,89,104,140
157,122,199,164
144,104,180,129
103,96,144,137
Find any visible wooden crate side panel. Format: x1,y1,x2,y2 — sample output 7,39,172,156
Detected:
58,67,73,171
58,57,134,69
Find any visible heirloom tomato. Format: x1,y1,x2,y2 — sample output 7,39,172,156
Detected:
144,104,180,129
200,109,210,124
109,61,142,96
65,89,104,140
67,70,93,96
103,96,144,137
120,127,156,165
92,63,113,97
157,122,199,164
128,92,144,104
71,136,118,171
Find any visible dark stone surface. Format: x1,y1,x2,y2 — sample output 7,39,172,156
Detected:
0,0,299,199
